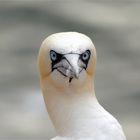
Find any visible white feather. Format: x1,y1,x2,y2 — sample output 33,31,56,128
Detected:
38,32,126,140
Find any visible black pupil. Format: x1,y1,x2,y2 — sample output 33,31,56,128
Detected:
84,54,87,58
53,53,56,58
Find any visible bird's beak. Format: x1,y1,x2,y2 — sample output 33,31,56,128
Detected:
53,54,83,79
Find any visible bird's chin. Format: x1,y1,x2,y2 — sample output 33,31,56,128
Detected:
50,69,86,88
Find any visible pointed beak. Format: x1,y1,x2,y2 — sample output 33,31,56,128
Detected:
65,54,80,79
53,54,82,79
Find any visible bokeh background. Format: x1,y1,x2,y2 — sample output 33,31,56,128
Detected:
0,1,140,140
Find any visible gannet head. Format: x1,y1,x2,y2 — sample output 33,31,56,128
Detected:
38,32,96,89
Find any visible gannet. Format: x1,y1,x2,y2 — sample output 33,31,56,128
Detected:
38,32,126,140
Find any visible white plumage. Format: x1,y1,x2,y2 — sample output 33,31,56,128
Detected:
38,32,126,140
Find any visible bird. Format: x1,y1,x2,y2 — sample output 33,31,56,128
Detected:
38,32,126,140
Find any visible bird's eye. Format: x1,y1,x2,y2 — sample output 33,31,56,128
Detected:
50,50,63,63
50,50,57,61
81,50,91,61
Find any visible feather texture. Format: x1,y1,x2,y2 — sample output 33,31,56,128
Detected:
38,32,126,140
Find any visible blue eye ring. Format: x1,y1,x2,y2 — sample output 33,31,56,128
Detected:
50,50,57,61
50,50,63,63
81,50,90,61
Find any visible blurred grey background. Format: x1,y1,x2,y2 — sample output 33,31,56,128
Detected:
0,1,140,140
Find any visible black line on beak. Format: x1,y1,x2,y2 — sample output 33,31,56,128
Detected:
57,69,68,77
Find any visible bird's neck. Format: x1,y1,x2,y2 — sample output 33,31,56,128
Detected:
42,77,100,138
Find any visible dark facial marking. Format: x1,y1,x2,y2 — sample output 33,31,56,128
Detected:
69,77,73,83
80,50,91,69
50,49,91,72
50,50,63,71
57,69,67,77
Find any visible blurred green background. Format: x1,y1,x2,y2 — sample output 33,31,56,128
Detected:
0,1,140,140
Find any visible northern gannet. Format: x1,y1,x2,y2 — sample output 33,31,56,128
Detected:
38,32,126,140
